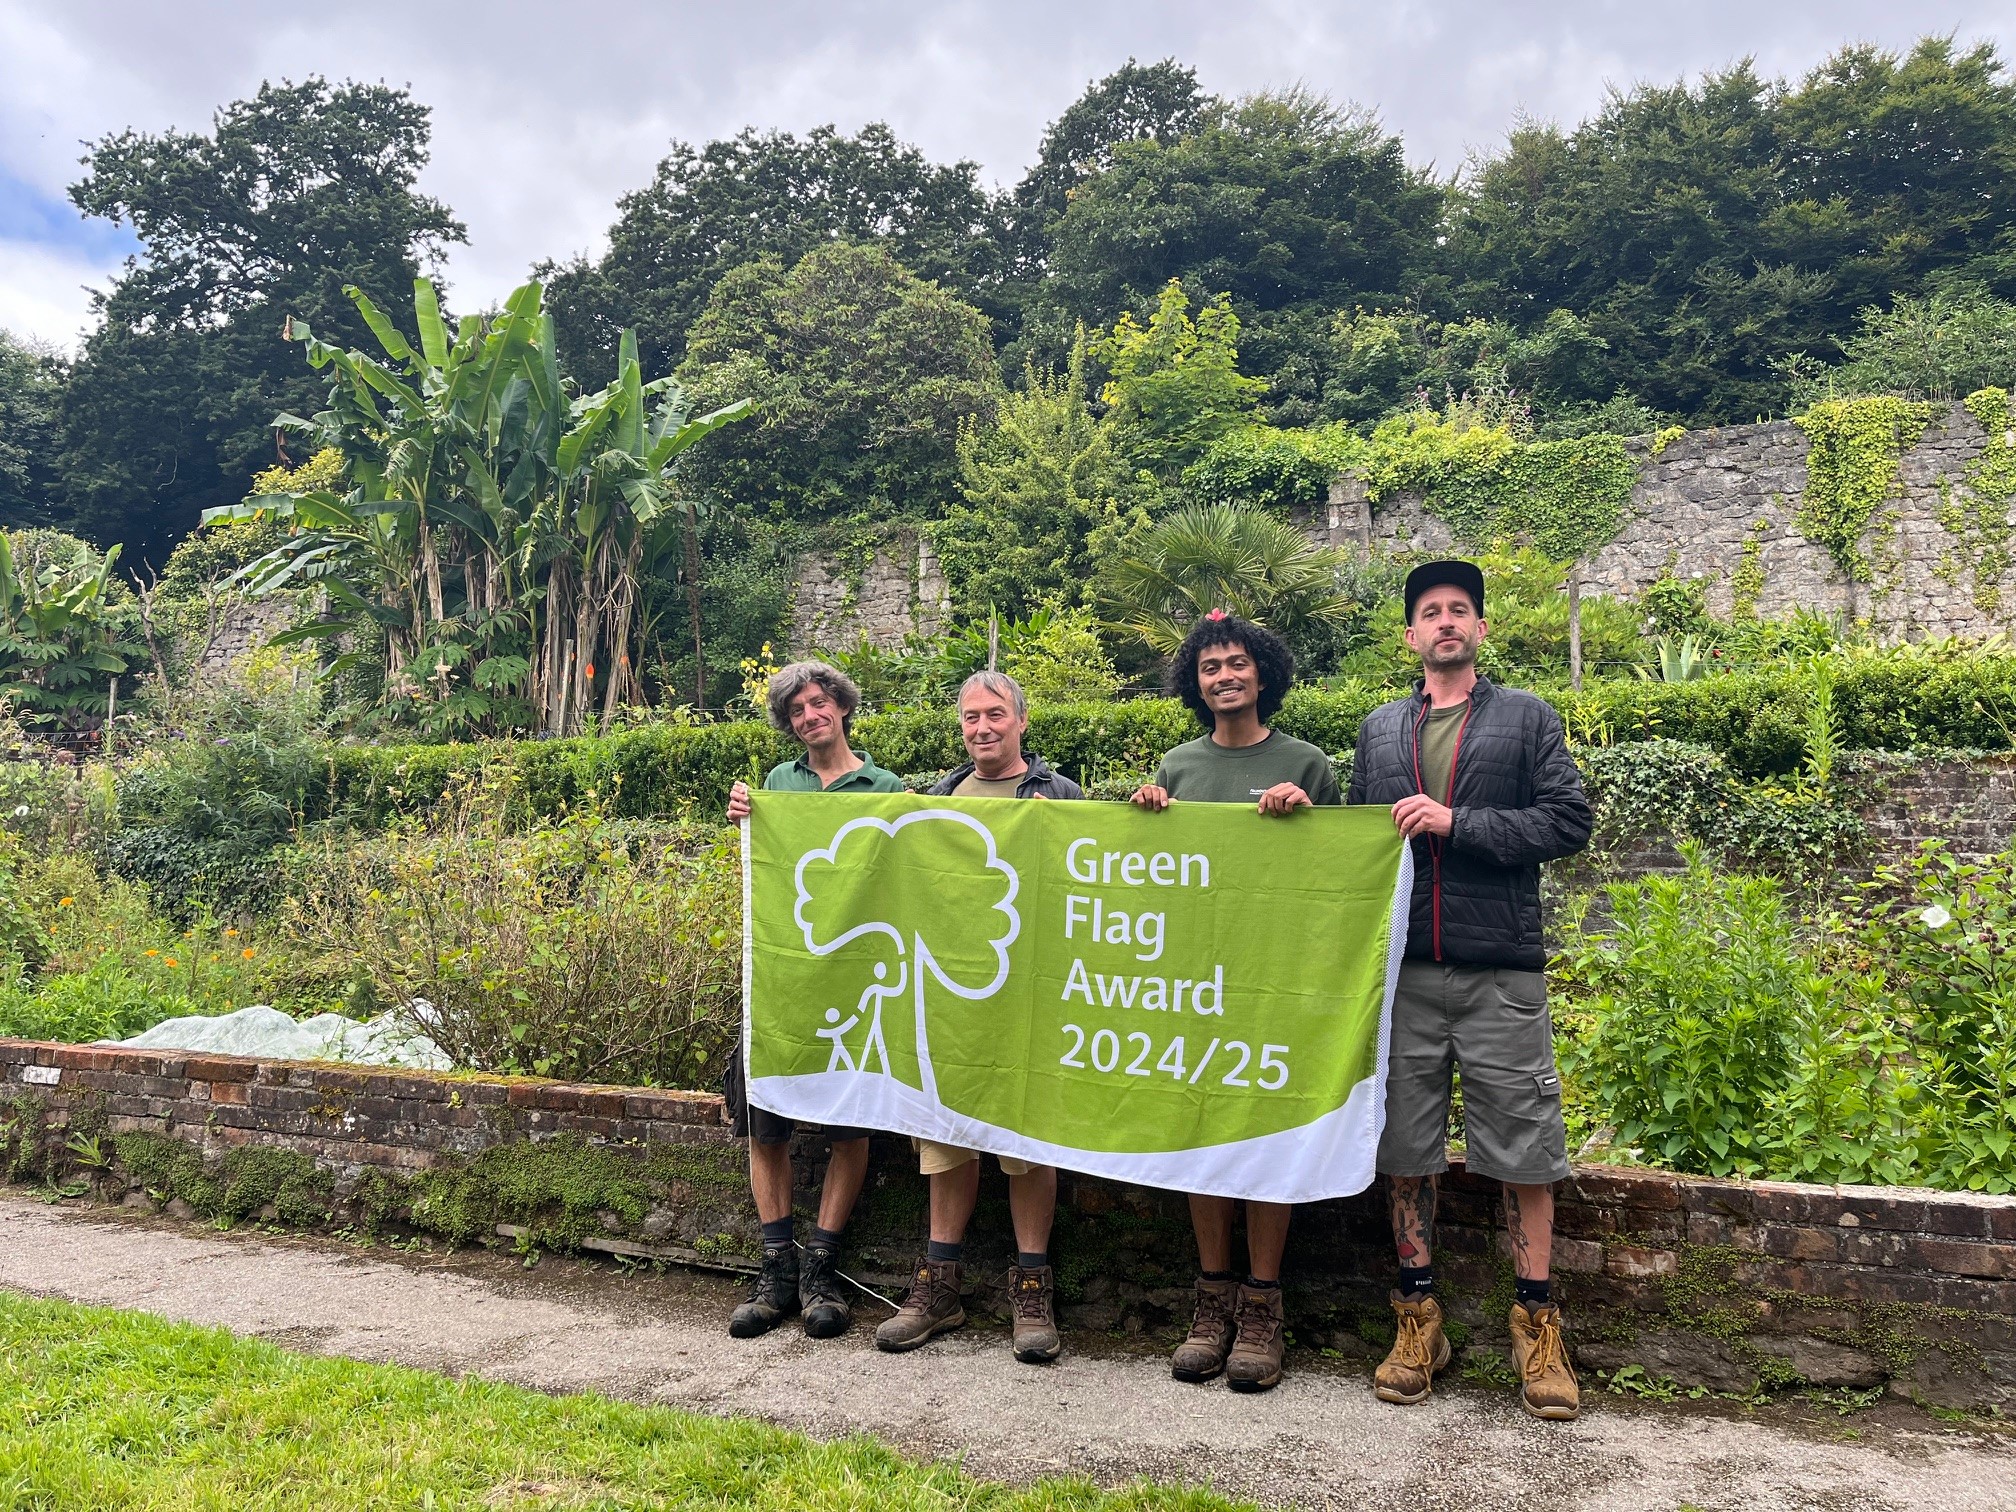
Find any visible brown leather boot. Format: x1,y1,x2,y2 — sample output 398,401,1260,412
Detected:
1509,1302,1580,1420
1225,1283,1287,1392
1170,1275,1240,1383
1008,1264,1062,1363
874,1259,965,1352
1373,1291,1451,1404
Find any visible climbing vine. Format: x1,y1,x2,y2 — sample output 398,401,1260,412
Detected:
1730,520,1770,619
1650,425,1687,459
1360,414,1636,559
1792,397,1936,584
1935,388,2016,614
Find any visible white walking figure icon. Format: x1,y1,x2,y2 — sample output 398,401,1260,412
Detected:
816,1007,860,1072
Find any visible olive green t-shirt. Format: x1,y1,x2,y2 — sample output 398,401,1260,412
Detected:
951,769,1025,799
759,751,906,794
1152,731,1342,806
1418,701,1469,802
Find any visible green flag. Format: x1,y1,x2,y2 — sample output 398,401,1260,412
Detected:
744,791,1410,1201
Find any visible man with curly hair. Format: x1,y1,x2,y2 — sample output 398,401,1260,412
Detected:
1349,561,1591,1421
1131,610,1339,1392
723,661,904,1342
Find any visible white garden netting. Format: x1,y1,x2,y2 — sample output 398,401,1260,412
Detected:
112,1004,450,1070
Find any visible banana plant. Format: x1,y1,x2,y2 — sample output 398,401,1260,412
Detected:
0,534,141,728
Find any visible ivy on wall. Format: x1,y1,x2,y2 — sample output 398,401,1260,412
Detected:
1792,397,1937,584
1936,388,2016,614
1359,414,1636,558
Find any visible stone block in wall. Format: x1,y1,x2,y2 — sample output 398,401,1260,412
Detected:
787,531,948,653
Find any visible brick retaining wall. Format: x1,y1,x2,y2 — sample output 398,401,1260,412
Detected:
4,1037,2012,1410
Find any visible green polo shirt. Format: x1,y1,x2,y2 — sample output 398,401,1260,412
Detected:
759,750,907,794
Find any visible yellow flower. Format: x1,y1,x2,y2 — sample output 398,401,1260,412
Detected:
164,958,179,968
242,947,255,959
58,897,73,907
144,949,159,957
224,928,238,938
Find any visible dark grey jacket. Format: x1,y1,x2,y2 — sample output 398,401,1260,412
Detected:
1347,676,1591,970
926,752,1083,800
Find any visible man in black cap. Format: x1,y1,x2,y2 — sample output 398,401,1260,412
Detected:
1347,559,1593,1420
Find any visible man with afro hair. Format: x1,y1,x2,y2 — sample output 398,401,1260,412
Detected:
1130,609,1340,1392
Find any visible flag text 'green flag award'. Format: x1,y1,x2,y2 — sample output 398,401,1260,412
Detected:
743,792,1410,1202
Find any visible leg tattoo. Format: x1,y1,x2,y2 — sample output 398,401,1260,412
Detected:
1389,1175,1438,1266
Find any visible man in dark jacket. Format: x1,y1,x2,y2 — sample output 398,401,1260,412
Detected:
875,670,1081,1365
1347,560,1593,1421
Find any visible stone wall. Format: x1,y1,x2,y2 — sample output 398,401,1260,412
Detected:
7,1036,2013,1409
1300,401,2010,642
786,532,949,653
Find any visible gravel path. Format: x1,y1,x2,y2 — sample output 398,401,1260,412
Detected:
2,1191,2009,1510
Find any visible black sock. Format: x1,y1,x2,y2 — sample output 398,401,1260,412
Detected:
1398,1264,1434,1298
926,1239,963,1264
1017,1250,1048,1270
808,1225,844,1251
1200,1269,1236,1282
1515,1277,1552,1307
760,1216,795,1250
1244,1276,1280,1291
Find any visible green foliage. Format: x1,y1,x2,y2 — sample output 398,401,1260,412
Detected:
1180,424,1362,512
1360,410,1636,559
56,79,465,564
156,449,343,597
0,331,66,532
0,531,141,728
1002,605,1124,704
300,783,740,1088
934,336,1156,622
1793,397,1938,582
1098,504,1353,654
1786,284,2016,405
1936,388,2016,612
677,241,998,523
1095,282,1268,474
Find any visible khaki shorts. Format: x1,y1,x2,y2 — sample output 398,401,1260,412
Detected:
1377,960,1570,1186
914,1138,1036,1177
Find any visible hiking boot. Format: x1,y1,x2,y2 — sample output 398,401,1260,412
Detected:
799,1244,852,1339
874,1259,965,1352
1008,1264,1062,1364
1510,1302,1580,1421
728,1245,799,1338
1170,1275,1240,1383
1225,1283,1286,1392
1373,1291,1451,1404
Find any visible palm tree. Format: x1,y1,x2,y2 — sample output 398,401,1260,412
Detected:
1099,503,1353,654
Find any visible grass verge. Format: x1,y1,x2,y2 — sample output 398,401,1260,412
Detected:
0,1292,1243,1510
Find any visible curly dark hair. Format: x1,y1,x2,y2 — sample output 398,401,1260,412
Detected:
1168,612,1296,729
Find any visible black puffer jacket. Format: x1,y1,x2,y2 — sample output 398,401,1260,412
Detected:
1347,676,1591,969
926,753,1083,800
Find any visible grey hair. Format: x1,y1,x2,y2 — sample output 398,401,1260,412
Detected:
766,661,861,736
959,670,1027,719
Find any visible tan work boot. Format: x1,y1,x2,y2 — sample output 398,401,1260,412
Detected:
1008,1264,1062,1363
1225,1283,1287,1392
874,1259,965,1352
1373,1291,1451,1404
1509,1302,1580,1420
1170,1275,1240,1383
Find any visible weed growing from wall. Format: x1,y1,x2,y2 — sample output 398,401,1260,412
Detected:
1935,388,2016,615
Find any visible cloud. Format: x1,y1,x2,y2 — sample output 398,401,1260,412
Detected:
1,0,2010,338
0,240,117,351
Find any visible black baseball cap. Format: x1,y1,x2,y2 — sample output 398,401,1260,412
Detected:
1404,559,1486,621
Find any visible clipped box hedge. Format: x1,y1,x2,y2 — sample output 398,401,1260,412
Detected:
304,657,2016,827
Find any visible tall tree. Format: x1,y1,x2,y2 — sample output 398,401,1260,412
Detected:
0,332,68,531
57,78,464,567
675,242,999,523
1451,38,2016,422
543,124,1000,383
1042,90,1448,422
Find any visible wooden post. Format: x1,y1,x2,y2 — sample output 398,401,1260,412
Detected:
104,677,117,757
1567,562,1584,693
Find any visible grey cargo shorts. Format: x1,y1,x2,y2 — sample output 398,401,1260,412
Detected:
1377,960,1571,1185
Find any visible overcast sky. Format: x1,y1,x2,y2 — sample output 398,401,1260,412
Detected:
3,0,2012,351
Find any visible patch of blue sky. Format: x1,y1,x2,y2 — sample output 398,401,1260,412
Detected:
0,165,140,262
